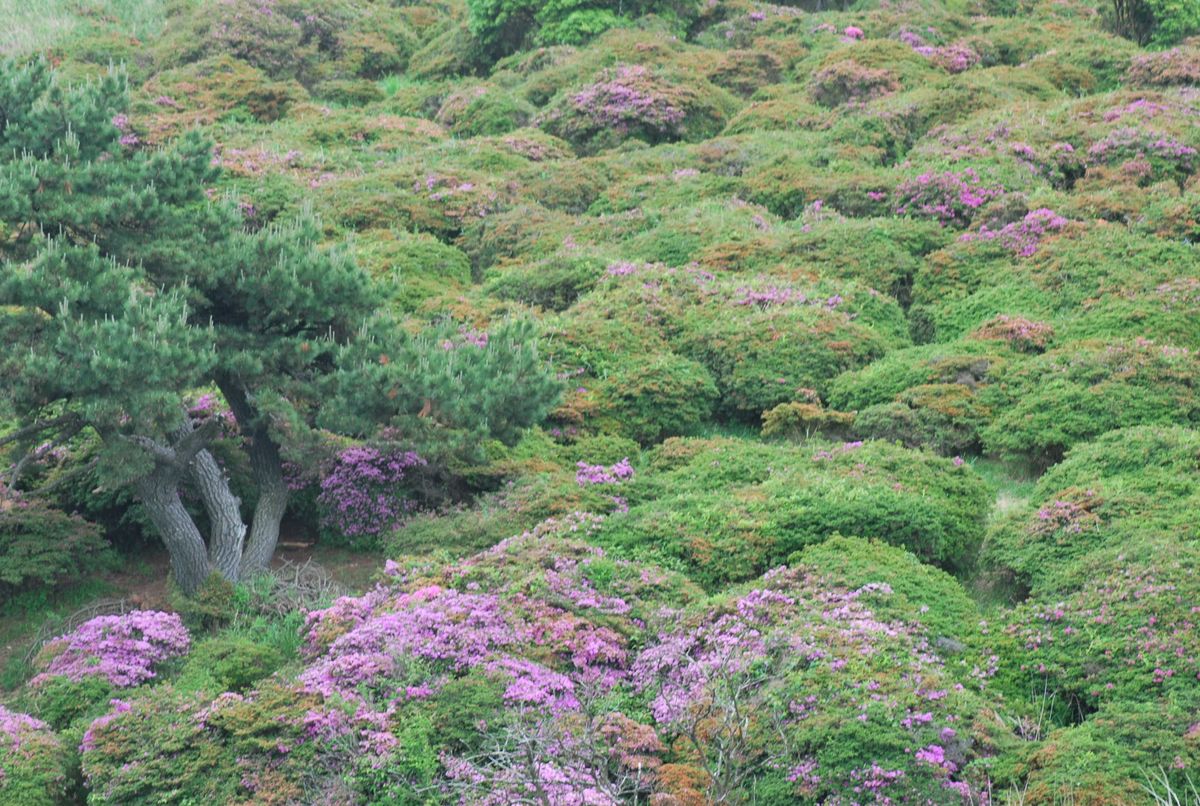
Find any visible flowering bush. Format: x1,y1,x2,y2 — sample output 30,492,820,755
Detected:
316,446,427,548
960,208,1069,257
0,706,69,805
983,425,1200,594
894,169,1005,228
633,565,1011,802
32,610,191,689
970,315,1055,352
539,65,738,152
79,682,349,805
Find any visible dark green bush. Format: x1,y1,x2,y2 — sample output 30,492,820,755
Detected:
186,637,285,693
594,353,718,444
0,498,110,602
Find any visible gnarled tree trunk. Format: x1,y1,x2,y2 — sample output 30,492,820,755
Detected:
128,420,223,595
127,383,293,595
219,378,290,578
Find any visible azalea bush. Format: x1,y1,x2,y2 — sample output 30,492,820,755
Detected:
32,611,191,689
0,706,70,806
316,445,427,549
983,426,1200,593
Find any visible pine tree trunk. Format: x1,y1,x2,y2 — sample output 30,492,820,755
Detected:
239,432,288,577
216,378,290,578
189,448,247,582
134,467,212,596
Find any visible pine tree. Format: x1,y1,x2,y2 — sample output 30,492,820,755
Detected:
0,59,560,594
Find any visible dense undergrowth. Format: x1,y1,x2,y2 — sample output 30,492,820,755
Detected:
2,0,1199,803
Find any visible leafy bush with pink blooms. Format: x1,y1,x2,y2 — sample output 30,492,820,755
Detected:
0,706,70,805
316,445,427,548
539,65,738,152
32,611,191,689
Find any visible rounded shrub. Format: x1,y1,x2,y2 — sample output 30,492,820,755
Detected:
979,339,1200,465
594,353,718,444
0,497,110,602
538,65,740,153
0,706,70,806
982,426,1200,594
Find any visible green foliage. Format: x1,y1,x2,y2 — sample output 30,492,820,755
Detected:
1108,0,1200,46
1017,697,1200,804
983,426,1200,594
79,682,339,805
173,573,238,631
980,340,1200,465
183,636,284,693
467,0,700,59
597,438,990,588
25,674,116,731
594,353,717,444
323,317,562,458
794,537,981,647
0,499,111,601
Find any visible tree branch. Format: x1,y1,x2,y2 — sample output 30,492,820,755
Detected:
0,412,81,450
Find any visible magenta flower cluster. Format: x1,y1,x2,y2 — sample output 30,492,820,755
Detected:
33,611,190,688
317,446,426,539
569,66,686,135
894,168,1003,227
960,208,1068,257
575,458,634,485
0,706,51,750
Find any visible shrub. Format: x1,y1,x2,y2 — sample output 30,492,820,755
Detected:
0,707,70,806
79,682,344,805
982,426,1200,593
793,537,982,651
631,566,1013,802
186,637,285,693
852,383,991,455
598,438,990,587
828,341,1010,412
434,83,536,137
761,401,855,442
0,496,109,601
25,674,115,731
1126,43,1200,85
980,339,1200,465
484,253,609,310
594,353,718,444
1017,697,1200,804
810,60,901,106
316,446,427,549
538,65,739,153
893,168,1006,228
1002,538,1200,713
467,0,700,59
32,610,191,689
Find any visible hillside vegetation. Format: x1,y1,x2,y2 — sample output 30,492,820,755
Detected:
1,0,1199,803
